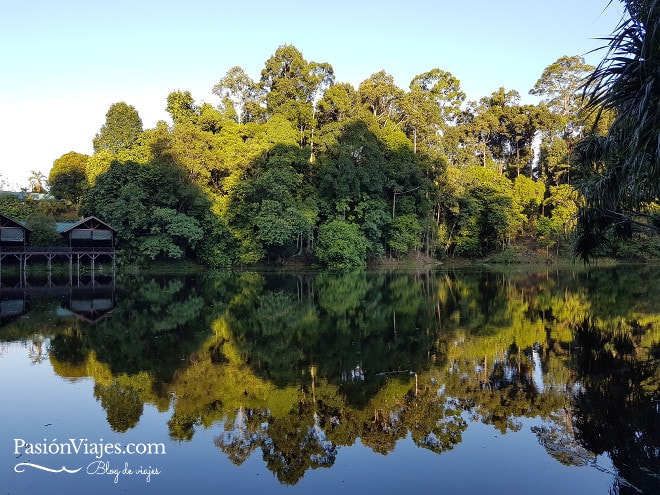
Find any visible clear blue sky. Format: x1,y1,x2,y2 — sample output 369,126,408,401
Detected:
0,0,624,188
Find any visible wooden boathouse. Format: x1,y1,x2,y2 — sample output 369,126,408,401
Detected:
0,214,116,278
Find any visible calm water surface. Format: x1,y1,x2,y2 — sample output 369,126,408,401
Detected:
1,266,658,494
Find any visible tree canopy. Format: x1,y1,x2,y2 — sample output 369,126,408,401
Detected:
36,23,658,267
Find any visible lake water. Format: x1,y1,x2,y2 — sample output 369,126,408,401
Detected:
1,266,658,494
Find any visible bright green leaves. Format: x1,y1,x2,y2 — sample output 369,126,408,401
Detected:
92,102,143,154
166,90,199,126
403,69,466,155
529,55,594,119
512,175,545,232
213,66,262,125
48,151,90,203
441,166,516,256
260,44,334,147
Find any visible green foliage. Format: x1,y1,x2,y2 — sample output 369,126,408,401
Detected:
48,151,89,203
25,211,63,246
0,195,31,219
315,219,367,268
355,198,390,258
259,44,334,145
387,214,422,256
55,42,652,265
402,68,466,155
574,1,660,260
529,55,594,121
358,70,404,124
225,145,312,263
441,166,515,256
213,66,262,124
512,175,545,232
92,102,143,154
539,135,570,186
316,82,358,126
166,90,199,125
545,184,581,242
79,160,224,263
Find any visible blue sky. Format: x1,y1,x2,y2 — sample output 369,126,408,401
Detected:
0,0,624,188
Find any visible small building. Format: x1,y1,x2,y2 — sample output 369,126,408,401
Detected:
0,214,31,249
57,216,116,249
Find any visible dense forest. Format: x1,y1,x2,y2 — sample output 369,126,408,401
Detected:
3,0,659,267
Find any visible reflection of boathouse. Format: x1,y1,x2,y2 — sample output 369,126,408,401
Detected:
0,214,116,279
1,273,115,327
0,297,27,326
57,277,115,323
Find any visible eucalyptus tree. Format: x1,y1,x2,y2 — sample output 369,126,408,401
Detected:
212,66,263,124
573,0,660,260
530,55,595,123
530,56,595,185
315,82,358,127
358,70,405,125
92,102,143,154
401,69,466,155
259,44,334,148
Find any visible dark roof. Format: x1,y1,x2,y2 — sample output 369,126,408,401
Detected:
56,216,116,234
0,213,33,231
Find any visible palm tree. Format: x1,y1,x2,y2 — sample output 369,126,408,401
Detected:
573,0,660,260
28,170,46,194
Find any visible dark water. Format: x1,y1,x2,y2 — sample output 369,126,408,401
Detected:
1,266,658,494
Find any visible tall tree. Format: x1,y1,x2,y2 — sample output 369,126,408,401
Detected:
530,56,596,185
409,69,465,124
92,102,143,154
48,151,89,203
259,45,334,147
212,66,262,124
358,71,404,125
573,0,660,260
530,55,595,120
166,90,199,125
316,82,358,127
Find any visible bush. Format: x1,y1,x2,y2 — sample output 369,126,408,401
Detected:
315,219,367,269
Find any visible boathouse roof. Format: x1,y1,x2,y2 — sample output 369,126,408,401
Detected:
0,213,32,243
56,216,116,235
0,213,33,229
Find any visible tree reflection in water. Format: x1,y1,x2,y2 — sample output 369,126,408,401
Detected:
27,267,659,490
570,318,660,494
